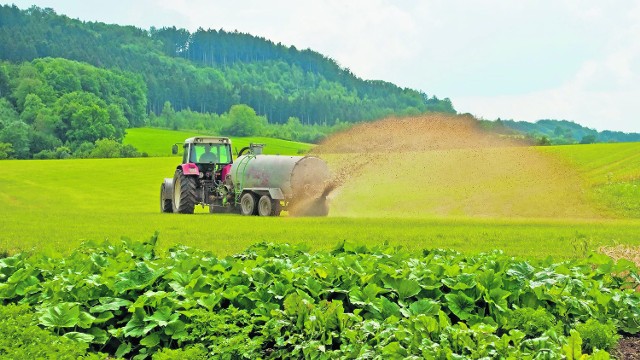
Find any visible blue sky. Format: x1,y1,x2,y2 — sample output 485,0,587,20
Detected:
5,0,640,132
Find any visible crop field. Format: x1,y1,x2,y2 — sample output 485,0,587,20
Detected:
2,116,640,358
2,237,638,358
1,123,639,259
541,143,640,218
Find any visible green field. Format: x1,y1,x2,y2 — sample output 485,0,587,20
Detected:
541,142,640,218
1,141,639,259
123,127,313,157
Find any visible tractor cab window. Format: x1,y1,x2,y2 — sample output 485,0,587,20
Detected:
191,143,232,164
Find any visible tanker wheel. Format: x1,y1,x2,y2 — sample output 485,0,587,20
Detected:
240,192,258,216
160,183,172,213
172,170,198,214
258,195,281,216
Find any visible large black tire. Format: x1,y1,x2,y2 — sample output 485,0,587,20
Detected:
240,192,258,216
160,183,172,213
258,195,281,216
172,170,198,214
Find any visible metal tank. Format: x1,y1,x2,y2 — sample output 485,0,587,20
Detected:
229,155,330,201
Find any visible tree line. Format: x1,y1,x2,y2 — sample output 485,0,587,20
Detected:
0,57,345,159
479,119,640,145
0,57,146,159
151,102,351,144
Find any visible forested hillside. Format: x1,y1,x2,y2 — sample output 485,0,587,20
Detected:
0,5,455,125
2,5,636,160
480,119,640,145
503,119,640,144
0,57,146,159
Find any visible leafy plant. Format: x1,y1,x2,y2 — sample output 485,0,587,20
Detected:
576,319,620,353
0,304,106,359
151,345,208,360
0,237,638,358
506,307,559,336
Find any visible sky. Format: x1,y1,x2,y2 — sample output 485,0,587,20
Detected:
5,0,640,132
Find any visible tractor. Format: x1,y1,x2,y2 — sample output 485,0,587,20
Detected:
160,137,330,216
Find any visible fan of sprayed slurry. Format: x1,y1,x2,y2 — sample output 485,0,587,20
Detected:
311,114,603,219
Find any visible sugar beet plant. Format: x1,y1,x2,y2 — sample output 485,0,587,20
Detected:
0,234,639,359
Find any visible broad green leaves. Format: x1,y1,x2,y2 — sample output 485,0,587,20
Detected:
114,262,163,293
445,292,476,320
1,238,638,358
383,278,422,301
39,302,80,328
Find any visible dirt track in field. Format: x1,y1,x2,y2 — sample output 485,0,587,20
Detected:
312,114,602,219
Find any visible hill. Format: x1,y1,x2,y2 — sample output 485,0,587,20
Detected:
0,4,455,126
481,119,640,145
123,128,312,157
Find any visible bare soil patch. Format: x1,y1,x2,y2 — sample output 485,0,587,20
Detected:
614,336,640,360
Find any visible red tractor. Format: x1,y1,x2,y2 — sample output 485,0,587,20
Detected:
160,137,331,216
160,137,233,214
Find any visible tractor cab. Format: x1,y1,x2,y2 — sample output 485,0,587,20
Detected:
173,137,232,164
172,137,233,182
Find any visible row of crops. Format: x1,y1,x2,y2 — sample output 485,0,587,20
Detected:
1,234,639,359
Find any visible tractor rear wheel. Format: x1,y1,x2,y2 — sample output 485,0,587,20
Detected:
172,170,198,214
160,183,172,213
258,195,281,216
240,192,258,216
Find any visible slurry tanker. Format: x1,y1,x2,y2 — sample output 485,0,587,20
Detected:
160,137,330,216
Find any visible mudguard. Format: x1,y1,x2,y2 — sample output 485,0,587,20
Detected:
179,163,200,176
268,188,285,200
243,187,285,200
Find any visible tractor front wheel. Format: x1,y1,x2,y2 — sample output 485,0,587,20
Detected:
240,192,258,216
160,183,172,213
172,170,198,214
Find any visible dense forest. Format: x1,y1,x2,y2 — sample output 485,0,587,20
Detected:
0,56,348,159
0,4,459,158
0,5,637,159
0,57,146,158
0,5,454,123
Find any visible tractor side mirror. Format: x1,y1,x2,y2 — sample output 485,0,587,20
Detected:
171,144,179,155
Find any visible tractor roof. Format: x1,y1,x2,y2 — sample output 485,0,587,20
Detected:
184,136,231,145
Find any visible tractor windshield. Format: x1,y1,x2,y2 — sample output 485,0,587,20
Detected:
191,143,232,164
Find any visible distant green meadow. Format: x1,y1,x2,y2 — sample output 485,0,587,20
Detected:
1,132,639,259
123,127,313,157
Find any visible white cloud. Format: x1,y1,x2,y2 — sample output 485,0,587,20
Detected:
449,1,640,132
152,0,421,80
456,60,640,133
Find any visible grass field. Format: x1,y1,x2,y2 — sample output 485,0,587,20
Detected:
1,141,639,259
541,142,640,184
123,127,313,156
541,143,640,218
